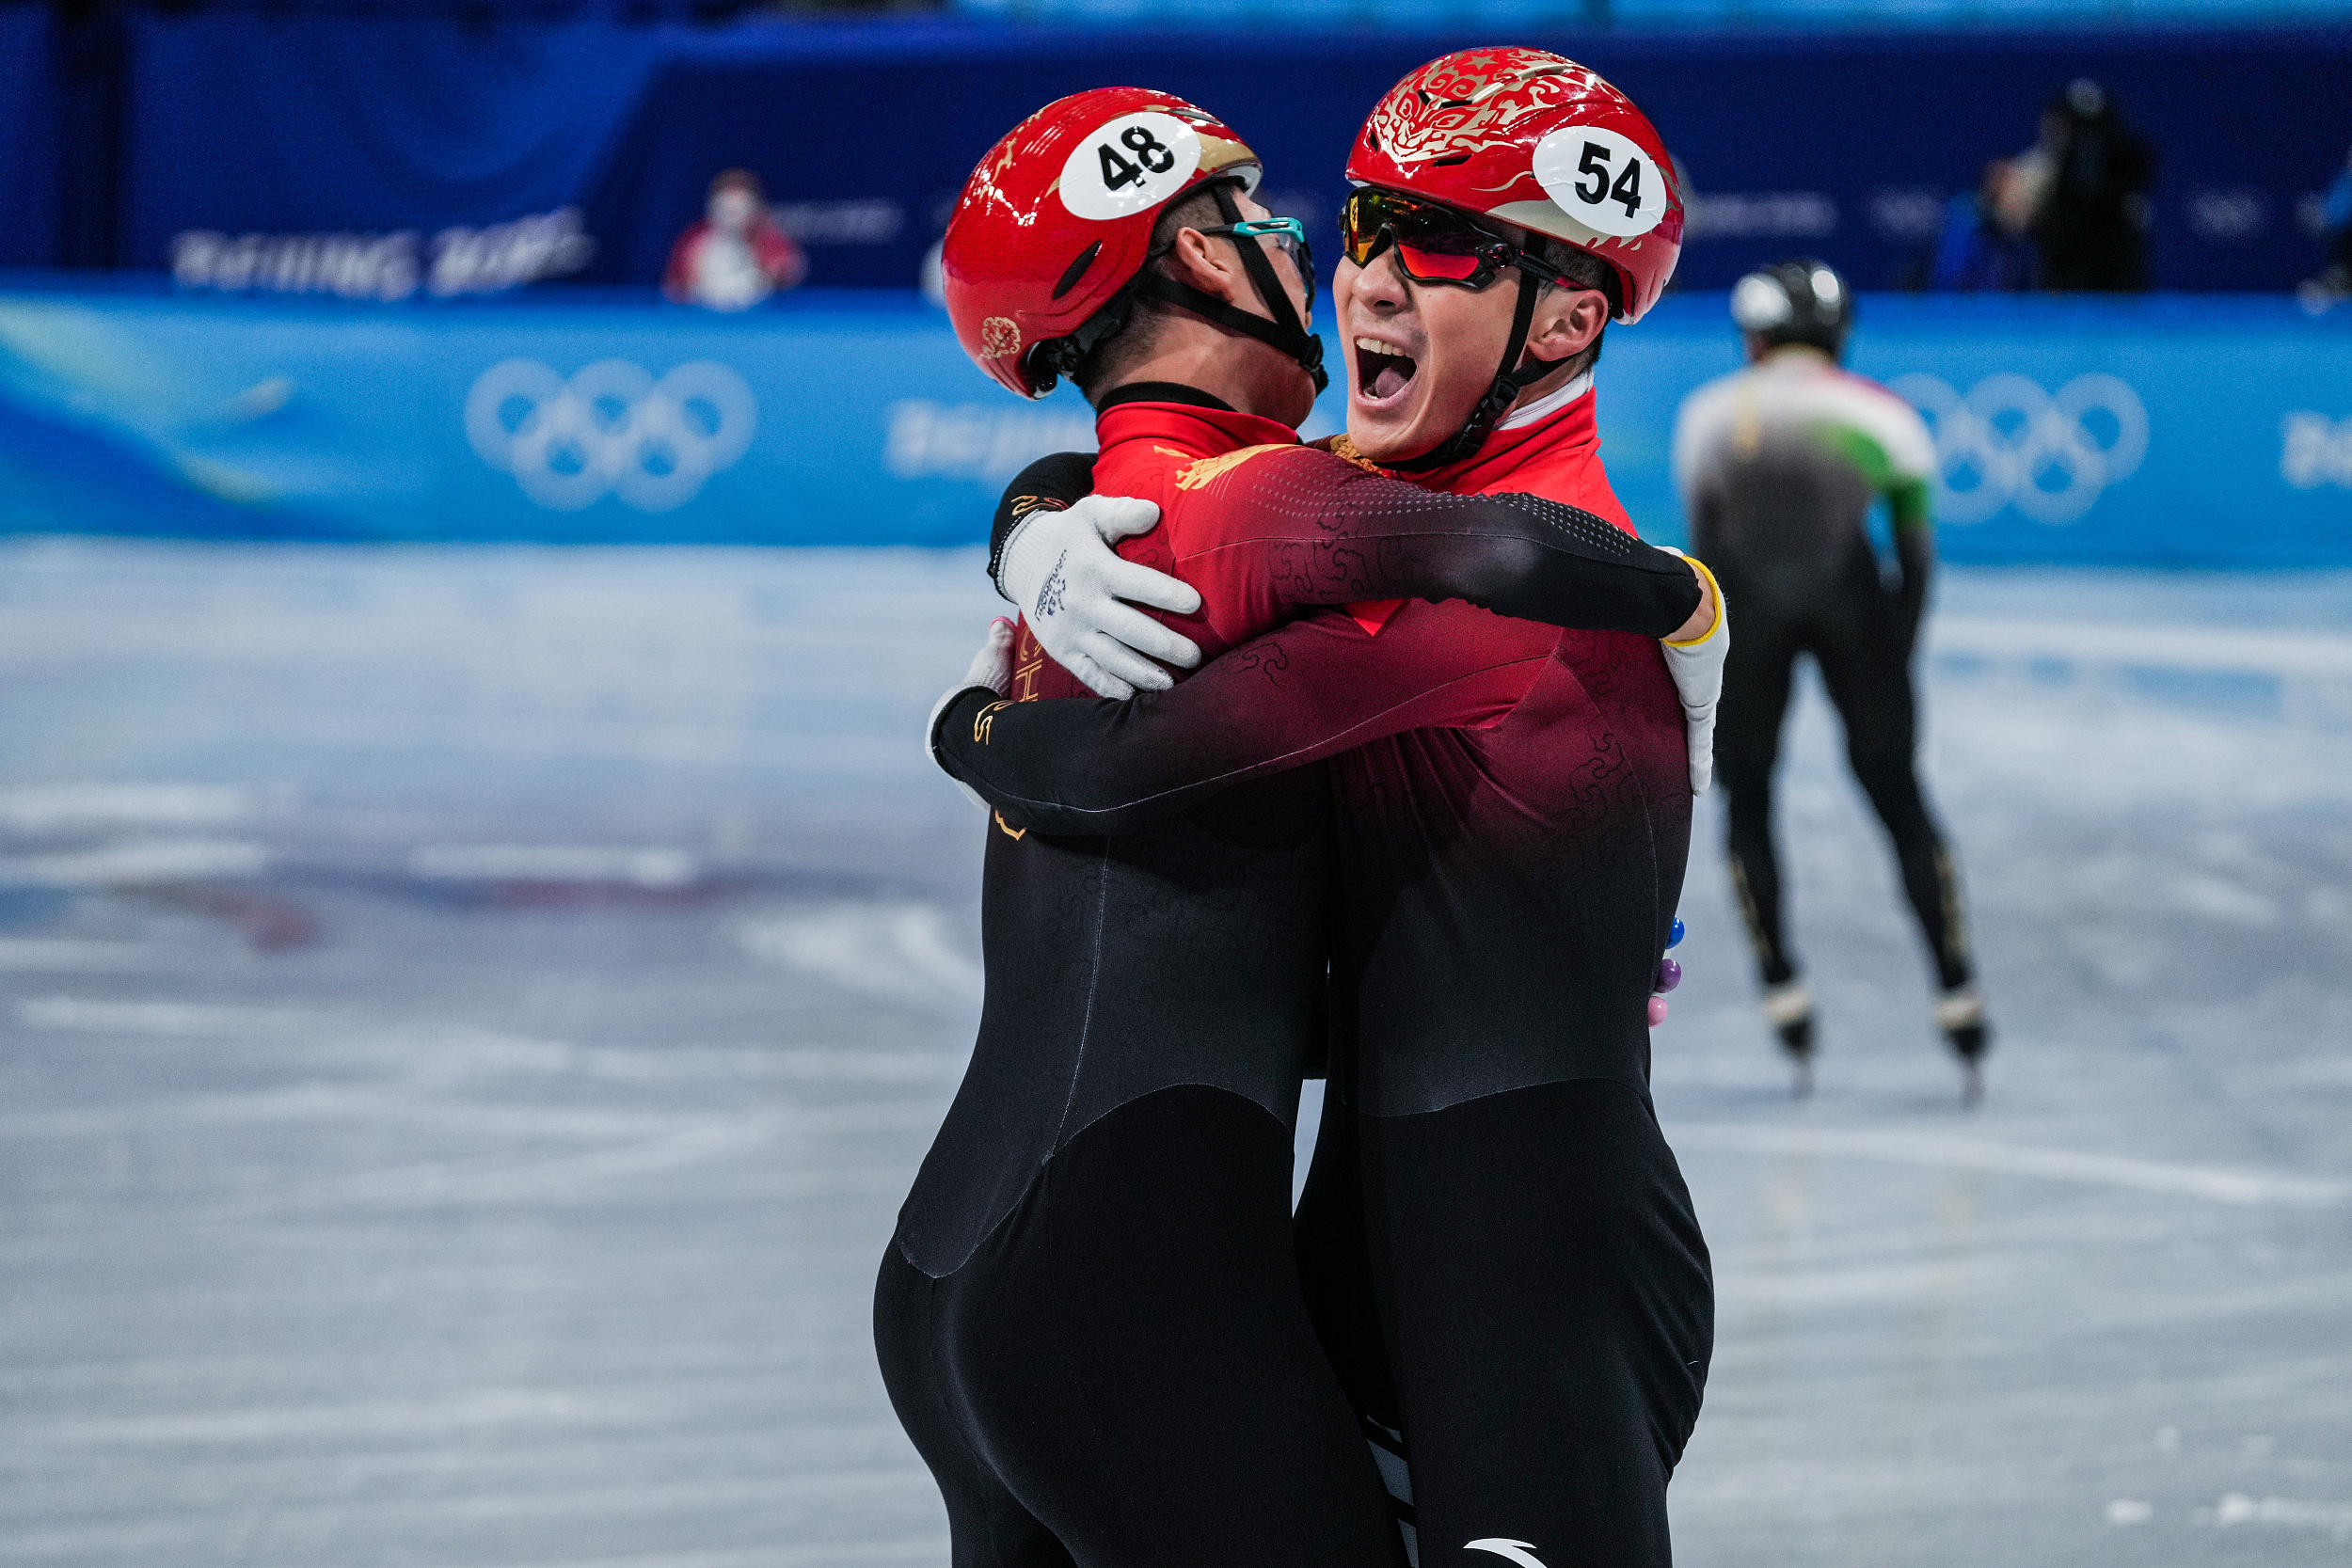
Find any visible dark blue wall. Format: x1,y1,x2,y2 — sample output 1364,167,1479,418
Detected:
560,24,2352,294
0,5,59,270
13,16,2350,291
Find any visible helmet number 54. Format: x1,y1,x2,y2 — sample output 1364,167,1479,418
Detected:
1574,141,1645,220
1533,125,1668,240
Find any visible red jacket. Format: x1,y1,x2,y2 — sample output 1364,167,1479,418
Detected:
973,383,1692,1108
660,219,806,302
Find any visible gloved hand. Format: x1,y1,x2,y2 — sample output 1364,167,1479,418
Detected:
994,495,1203,699
1656,549,1728,795
926,618,1016,813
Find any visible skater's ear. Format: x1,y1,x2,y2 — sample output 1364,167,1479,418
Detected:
1522,284,1609,372
1161,225,1255,309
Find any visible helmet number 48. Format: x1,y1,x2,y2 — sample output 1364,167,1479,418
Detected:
1532,125,1668,240
1099,127,1175,190
1058,111,1205,222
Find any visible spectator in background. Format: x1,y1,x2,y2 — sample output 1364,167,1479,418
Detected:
2298,144,2352,313
663,169,806,310
1931,158,2036,292
2030,79,2154,293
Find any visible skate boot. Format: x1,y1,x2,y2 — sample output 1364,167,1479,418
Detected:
1936,983,1991,1107
1763,979,1815,1097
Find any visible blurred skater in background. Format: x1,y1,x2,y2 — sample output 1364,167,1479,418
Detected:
1673,259,1991,1101
662,168,806,310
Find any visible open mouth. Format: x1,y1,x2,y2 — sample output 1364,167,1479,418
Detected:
1354,337,1419,404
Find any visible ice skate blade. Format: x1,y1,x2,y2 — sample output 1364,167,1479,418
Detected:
1790,1058,1815,1100
1775,1013,1815,1061
1959,1060,1984,1110
1944,1019,1991,1065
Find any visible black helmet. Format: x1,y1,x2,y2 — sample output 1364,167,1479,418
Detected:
1730,258,1851,356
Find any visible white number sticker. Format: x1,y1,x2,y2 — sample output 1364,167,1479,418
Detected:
1531,126,1667,240
1058,112,1202,222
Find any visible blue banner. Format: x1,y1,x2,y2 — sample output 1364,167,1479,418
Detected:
0,284,2346,564
99,19,2352,295
1601,295,2352,567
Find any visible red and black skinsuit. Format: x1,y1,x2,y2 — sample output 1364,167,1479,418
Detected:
929,386,1714,1568
879,382,1700,1568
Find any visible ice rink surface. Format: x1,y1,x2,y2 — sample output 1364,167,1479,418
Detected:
0,538,2346,1567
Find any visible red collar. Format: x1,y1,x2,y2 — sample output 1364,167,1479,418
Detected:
1095,399,1299,462
1328,384,1633,536
1412,384,1601,493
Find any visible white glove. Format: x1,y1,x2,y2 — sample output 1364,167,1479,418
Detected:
994,495,1202,699
926,618,1015,812
1656,549,1727,796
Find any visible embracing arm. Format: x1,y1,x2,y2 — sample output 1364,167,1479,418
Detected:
999,446,1706,641
990,451,1098,588
930,606,1545,837
1200,447,1706,637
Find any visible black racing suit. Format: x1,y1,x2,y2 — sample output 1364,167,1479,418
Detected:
879,388,1702,1568
925,387,1714,1568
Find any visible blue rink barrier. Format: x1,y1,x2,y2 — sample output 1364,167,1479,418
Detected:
0,283,2347,563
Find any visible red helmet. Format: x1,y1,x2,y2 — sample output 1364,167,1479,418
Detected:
1349,48,1683,323
944,87,1277,399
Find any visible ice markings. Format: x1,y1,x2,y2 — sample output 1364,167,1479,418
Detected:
288,1113,786,1211
0,939,180,972
1930,616,2352,730
2198,1493,2352,1542
18,996,338,1037
2104,1499,2152,1526
0,839,266,887
740,902,982,1008
1670,1122,2348,1207
46,1386,617,1446
0,783,258,832
409,843,700,891
2163,871,2280,927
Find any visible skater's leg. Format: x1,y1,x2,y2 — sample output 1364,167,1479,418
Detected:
1847,755,1973,990
1295,1083,1400,1430
875,1247,1077,1568
1295,1079,1416,1555
1812,564,1991,1084
1714,606,1802,990
1809,582,1978,994
1714,595,1815,1069
950,1086,1408,1568
1359,1079,1713,1568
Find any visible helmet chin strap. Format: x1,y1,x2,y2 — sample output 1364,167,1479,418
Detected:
1128,182,1328,395
1385,268,1558,473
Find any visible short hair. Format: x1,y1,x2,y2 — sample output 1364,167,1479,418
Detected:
708,168,764,199
1070,182,1237,400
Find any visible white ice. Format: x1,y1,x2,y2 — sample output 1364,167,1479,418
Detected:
0,539,2345,1567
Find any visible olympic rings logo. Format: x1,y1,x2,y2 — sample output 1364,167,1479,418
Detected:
1889,372,2149,525
465,358,757,512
